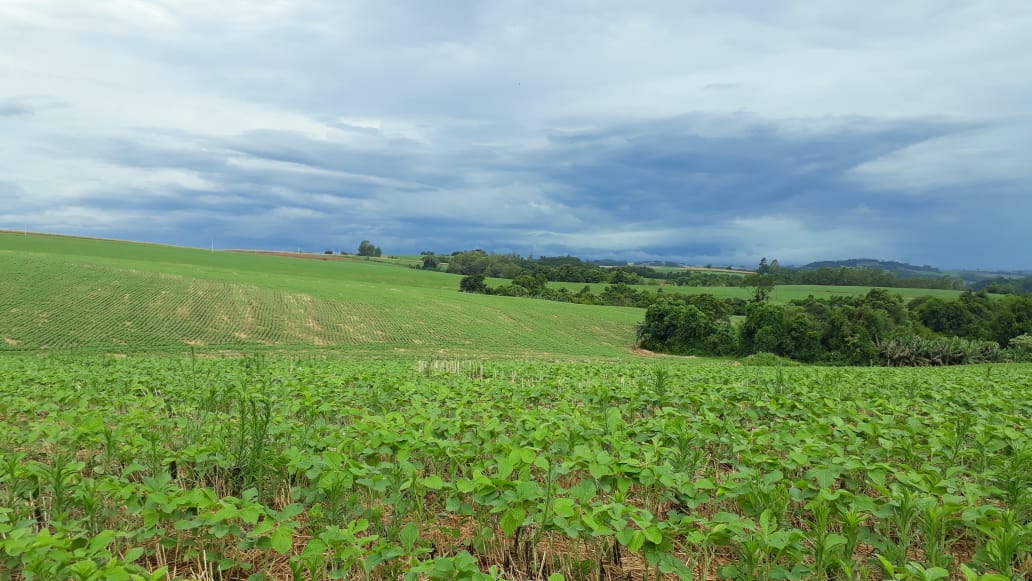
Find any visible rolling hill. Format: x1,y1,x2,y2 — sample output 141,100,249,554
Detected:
0,232,972,358
0,232,641,358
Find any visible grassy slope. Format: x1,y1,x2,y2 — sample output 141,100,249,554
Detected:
0,232,641,358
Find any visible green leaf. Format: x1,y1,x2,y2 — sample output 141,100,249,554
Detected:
617,528,646,552
580,512,605,534
89,530,117,553
552,498,576,518
570,480,597,502
615,527,636,547
806,466,843,489
876,555,896,577
643,526,663,544
422,475,445,490
496,456,514,480
213,505,239,522
270,527,293,554
67,560,99,577
239,505,262,525
694,478,715,490
822,533,847,550
919,567,951,581
279,503,305,519
588,463,611,479
400,522,419,551
517,447,536,464
605,408,624,434
500,508,526,537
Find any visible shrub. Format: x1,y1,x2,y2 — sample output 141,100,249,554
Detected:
876,336,1002,366
741,352,800,367
459,274,488,294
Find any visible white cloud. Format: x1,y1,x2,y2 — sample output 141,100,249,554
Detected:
1,1,1030,266
846,120,1032,193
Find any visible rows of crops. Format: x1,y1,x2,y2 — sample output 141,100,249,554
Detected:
0,248,641,358
0,253,389,350
2,356,1030,579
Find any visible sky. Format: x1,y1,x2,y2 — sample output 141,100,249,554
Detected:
2,1,1031,269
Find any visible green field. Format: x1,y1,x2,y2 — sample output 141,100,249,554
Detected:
0,232,640,358
1,232,977,358
1,357,1030,579
500,280,968,303
3,231,1032,579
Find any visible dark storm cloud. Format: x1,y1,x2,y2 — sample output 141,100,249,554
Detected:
36,109,1023,267
534,114,977,222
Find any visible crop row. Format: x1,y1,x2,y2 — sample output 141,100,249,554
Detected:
1,357,1030,579
0,255,405,351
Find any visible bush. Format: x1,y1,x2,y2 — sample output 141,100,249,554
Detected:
1004,334,1032,362
741,352,801,367
357,240,382,257
459,274,488,294
876,336,1002,366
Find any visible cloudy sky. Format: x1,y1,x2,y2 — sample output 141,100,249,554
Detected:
2,1,1030,268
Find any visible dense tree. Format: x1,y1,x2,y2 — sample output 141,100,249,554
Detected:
459,274,488,293
512,272,548,295
743,257,778,302
743,273,776,302
639,298,719,355
357,240,382,257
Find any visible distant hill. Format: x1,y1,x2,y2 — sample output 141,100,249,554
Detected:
800,258,942,277
592,259,687,268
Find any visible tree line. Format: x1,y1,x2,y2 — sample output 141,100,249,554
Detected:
440,250,970,291
457,273,750,311
442,250,649,284
639,289,1032,366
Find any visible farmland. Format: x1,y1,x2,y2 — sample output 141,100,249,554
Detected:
1,357,1030,579
0,233,640,359
3,232,1031,579
1,232,975,358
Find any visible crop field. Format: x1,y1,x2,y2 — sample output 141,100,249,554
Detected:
1,357,1030,580
0,233,640,358
1,232,973,358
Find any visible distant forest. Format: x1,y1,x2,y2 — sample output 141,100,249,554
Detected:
427,250,1023,295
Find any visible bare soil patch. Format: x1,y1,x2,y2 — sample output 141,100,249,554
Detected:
630,346,696,358
225,250,356,262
